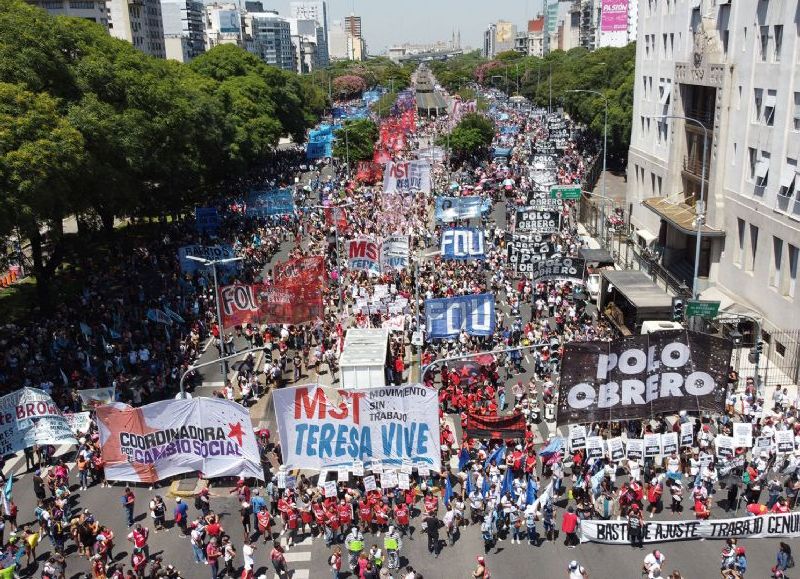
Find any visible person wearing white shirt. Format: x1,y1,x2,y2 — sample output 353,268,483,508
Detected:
242,538,255,571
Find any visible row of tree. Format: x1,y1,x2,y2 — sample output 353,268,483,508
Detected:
0,0,326,300
429,46,635,161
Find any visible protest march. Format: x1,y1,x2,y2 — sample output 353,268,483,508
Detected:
0,66,798,579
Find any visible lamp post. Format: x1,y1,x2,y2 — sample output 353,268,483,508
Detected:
178,347,264,399
186,255,243,380
645,114,709,302
308,202,354,310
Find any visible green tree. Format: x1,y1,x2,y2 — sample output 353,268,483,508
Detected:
0,82,84,303
333,119,378,163
439,113,495,164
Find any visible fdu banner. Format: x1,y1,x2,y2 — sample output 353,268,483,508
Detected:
272,384,441,471
435,197,486,223
178,245,236,274
195,207,220,234
246,189,294,218
96,398,263,484
441,228,485,260
425,293,496,339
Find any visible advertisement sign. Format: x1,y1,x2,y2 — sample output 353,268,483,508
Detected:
96,398,263,484
529,257,586,284
580,512,800,544
435,197,486,223
425,294,496,339
0,388,77,455
382,160,432,194
556,330,732,425
347,238,381,274
195,207,220,233
441,228,485,260
272,384,441,471
600,0,629,32
178,245,237,274
515,208,562,234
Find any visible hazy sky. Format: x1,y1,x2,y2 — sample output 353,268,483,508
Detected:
267,0,545,53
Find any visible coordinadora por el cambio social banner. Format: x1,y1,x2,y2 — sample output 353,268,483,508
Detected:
272,384,441,472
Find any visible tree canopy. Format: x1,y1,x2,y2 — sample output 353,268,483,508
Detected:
438,113,495,164
333,119,379,163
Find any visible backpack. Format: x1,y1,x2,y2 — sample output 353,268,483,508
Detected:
788,555,795,569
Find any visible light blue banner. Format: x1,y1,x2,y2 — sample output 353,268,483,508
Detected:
425,294,496,339
441,228,485,260
246,189,295,217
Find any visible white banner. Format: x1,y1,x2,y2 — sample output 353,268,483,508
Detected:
272,384,441,472
65,412,93,436
96,399,263,484
0,388,77,455
380,236,409,271
77,387,116,408
733,422,753,448
580,512,800,544
382,315,406,332
383,160,432,194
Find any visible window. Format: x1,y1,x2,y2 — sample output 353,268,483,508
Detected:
755,151,770,188
789,245,798,298
753,88,763,123
735,218,745,266
774,25,783,62
771,236,783,288
640,115,645,137
764,90,776,126
722,30,729,56
658,79,671,106
662,33,667,56
779,159,797,199
670,33,675,57
657,175,663,195
651,172,656,193
748,147,757,180
793,92,800,131
642,76,647,97
748,224,759,272
657,120,668,143
776,341,786,357
759,26,769,61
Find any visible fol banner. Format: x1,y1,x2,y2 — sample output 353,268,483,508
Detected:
382,160,432,194
441,228,485,260
0,388,77,455
425,294,496,339
515,208,562,234
96,398,263,484
580,512,800,544
529,257,585,283
272,384,441,471
557,330,732,425
435,197,487,223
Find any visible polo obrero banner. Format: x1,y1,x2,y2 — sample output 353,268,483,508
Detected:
96,398,263,484
556,330,732,426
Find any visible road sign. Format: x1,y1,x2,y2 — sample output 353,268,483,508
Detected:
686,299,721,320
549,186,582,200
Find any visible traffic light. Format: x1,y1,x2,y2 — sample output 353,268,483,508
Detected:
672,297,685,322
748,341,764,364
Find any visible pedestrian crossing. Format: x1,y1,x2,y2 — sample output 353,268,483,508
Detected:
263,533,313,579
2,444,75,479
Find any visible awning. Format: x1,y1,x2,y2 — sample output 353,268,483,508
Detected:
755,157,770,179
659,83,672,105
635,229,658,243
642,197,726,237
578,247,615,267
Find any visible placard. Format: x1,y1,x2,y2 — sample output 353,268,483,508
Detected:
608,437,625,461
381,470,398,488
680,422,694,447
626,439,644,461
754,436,773,453
733,423,753,448
418,466,430,477
324,480,338,497
775,430,795,454
716,435,735,459
401,458,413,474
371,461,384,473
586,436,604,459
352,460,365,477
398,473,410,490
364,475,377,492
644,433,662,457
661,432,679,455
569,425,587,451
337,468,349,483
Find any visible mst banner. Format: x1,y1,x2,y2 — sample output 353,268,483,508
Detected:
382,160,432,193
273,384,441,471
580,512,800,545
0,388,77,455
425,293,496,339
96,398,263,484
529,257,586,283
557,330,732,425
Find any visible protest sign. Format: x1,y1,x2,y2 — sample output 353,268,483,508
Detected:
626,438,644,461
65,412,92,436
96,398,263,484
383,160,431,193
195,207,220,233
644,433,662,457
716,435,735,459
381,236,409,270
398,473,411,490
556,330,732,425
515,208,562,234
580,512,800,544
381,470,399,488
347,238,381,274
733,423,753,448
529,257,585,284
246,189,295,218
680,421,694,447
352,460,365,477
569,425,587,450
775,430,795,453
363,475,377,492
78,387,116,409
425,294,495,339
0,388,77,455
608,437,625,461
435,197,485,222
272,384,441,471
586,436,604,459
324,480,338,497
441,228,485,260
662,432,679,455
505,233,555,273
754,436,773,453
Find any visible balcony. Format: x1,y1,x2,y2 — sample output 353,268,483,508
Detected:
682,156,710,180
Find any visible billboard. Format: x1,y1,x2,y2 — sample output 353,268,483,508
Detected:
600,0,629,32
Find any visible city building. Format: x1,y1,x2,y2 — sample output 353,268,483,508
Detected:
107,0,165,57
204,3,243,48
25,0,109,29
597,0,637,47
388,33,461,62
288,17,324,72
626,0,800,361
160,0,204,62
327,19,347,59
344,14,361,38
289,1,328,67
513,17,545,57
483,20,516,58
327,13,366,61
244,10,294,70
579,0,599,51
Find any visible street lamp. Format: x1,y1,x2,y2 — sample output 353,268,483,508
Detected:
308,202,354,309
178,347,264,399
186,255,243,380
644,114,709,303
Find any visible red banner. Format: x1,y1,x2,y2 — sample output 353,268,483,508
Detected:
324,207,349,230
355,162,383,184
465,412,527,440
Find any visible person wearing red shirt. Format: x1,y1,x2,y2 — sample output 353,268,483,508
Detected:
394,503,410,536
374,502,390,535
337,500,352,528
423,492,438,516
771,498,790,513
357,499,373,534
325,507,341,546
561,506,579,548
285,507,299,547
694,498,711,519
256,509,272,543
524,451,537,476
205,538,222,579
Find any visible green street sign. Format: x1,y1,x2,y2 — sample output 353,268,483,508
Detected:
549,186,582,200
686,300,721,319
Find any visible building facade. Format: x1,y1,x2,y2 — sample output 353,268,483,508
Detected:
107,0,165,57
160,0,204,61
244,10,294,70
597,0,637,47
626,0,800,351
204,3,243,48
289,1,328,67
483,20,516,58
26,0,109,29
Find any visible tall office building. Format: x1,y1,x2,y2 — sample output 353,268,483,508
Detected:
107,0,165,57
289,1,328,67
160,0,205,62
204,3,243,48
344,14,361,38
25,0,109,29
626,0,800,357
244,10,294,70
483,20,516,58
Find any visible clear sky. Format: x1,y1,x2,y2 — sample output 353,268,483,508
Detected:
266,0,545,53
